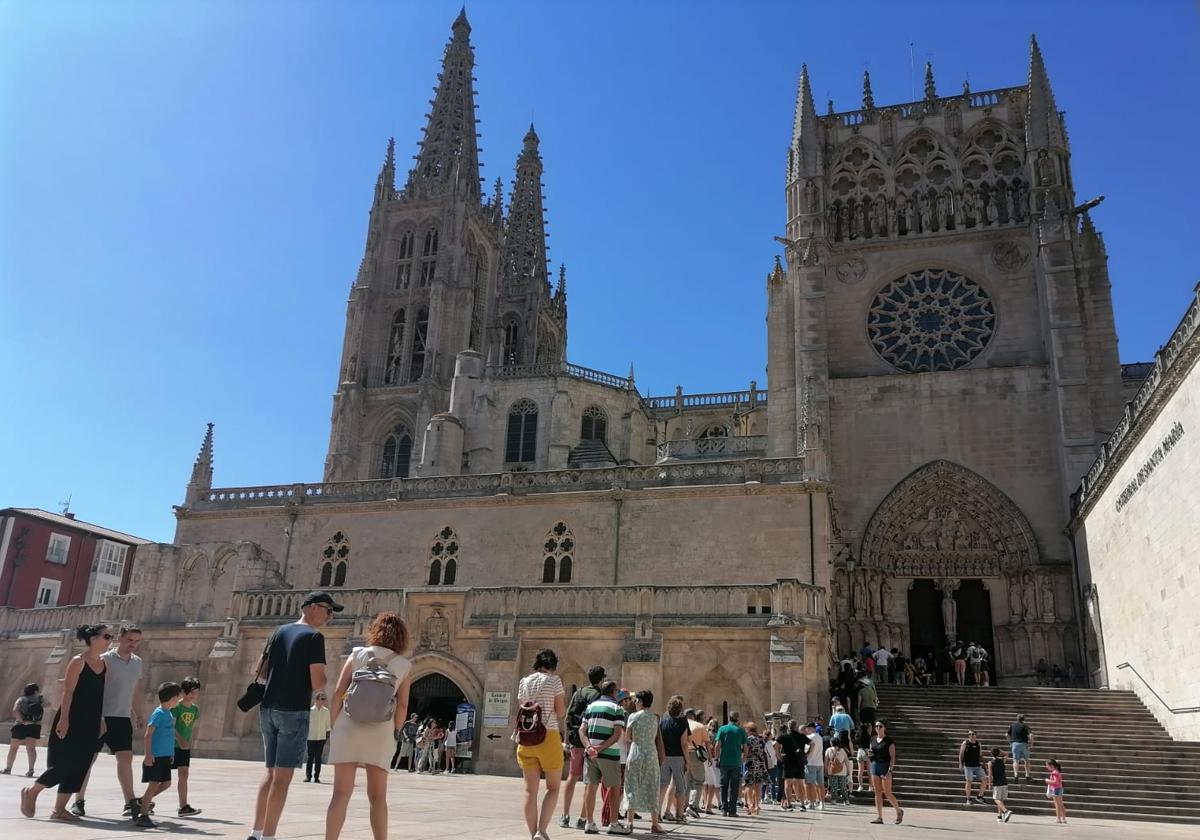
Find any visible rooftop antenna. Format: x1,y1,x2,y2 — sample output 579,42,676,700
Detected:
58,494,72,515
909,41,915,101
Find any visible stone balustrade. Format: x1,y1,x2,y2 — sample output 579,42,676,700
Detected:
193,456,810,512
829,86,1019,127
231,581,826,624
642,389,765,412
656,435,768,462
486,360,635,391
0,593,144,638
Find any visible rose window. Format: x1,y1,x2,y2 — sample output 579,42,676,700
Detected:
867,269,996,373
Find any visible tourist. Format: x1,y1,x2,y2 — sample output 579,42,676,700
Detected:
868,719,903,825
514,648,566,840
829,704,853,747
560,664,606,830
777,719,804,809
305,692,331,782
959,729,985,805
835,661,855,712
1007,713,1033,781
853,722,871,792
872,644,892,685
392,713,418,771
443,723,457,773
658,695,690,823
419,718,443,773
967,642,985,686
1051,663,1063,687
763,726,781,804
172,676,203,816
858,674,879,728
601,689,633,827
741,721,768,815
952,641,967,686
247,590,336,840
71,624,144,819
987,747,1013,822
4,683,45,777
134,681,185,828
324,612,413,840
938,643,955,685
803,722,825,810
19,624,109,822
617,689,659,836
715,711,747,817
914,659,932,686
1035,658,1050,686
1046,759,1066,823
579,679,624,835
825,734,851,805
683,708,708,816
701,718,720,814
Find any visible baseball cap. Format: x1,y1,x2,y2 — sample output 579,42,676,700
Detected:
615,688,631,701
302,590,345,612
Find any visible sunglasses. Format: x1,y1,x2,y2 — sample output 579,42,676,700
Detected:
100,634,114,641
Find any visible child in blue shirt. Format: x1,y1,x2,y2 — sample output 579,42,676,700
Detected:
135,682,183,828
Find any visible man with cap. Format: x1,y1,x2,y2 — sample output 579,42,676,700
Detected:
246,590,340,840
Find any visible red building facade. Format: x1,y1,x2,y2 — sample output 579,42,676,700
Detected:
0,508,149,609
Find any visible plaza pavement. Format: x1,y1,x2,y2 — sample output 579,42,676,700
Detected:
1,750,1194,840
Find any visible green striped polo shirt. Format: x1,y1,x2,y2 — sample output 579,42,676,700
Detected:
583,695,625,760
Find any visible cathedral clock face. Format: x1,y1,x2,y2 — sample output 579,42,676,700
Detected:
866,268,996,373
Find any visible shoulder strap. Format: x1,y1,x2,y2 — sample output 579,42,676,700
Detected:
255,627,279,680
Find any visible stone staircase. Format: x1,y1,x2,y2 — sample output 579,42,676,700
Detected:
866,684,1200,824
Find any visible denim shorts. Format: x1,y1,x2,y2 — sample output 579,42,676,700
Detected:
261,708,310,769
870,761,891,778
963,765,985,781
1011,742,1029,760
804,765,825,785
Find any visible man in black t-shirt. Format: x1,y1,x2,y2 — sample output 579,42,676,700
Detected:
248,590,339,840
1007,713,1033,781
776,721,806,810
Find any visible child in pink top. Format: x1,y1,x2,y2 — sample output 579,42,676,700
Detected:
1045,759,1066,824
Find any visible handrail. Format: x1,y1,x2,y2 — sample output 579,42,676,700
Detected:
1115,663,1200,714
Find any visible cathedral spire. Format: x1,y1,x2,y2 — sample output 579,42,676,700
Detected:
185,423,214,502
500,123,550,295
1026,34,1066,150
789,64,821,181
862,70,875,110
406,11,481,200
555,263,567,303
374,137,395,205
923,61,937,100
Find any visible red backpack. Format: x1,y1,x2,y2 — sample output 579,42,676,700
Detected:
515,701,547,746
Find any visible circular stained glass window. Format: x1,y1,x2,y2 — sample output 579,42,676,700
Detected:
867,268,996,373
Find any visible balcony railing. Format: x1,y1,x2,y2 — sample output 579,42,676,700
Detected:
487,361,635,391
656,435,768,462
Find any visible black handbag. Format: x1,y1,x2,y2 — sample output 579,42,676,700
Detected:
236,632,274,712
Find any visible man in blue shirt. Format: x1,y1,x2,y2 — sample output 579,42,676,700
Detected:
829,705,854,745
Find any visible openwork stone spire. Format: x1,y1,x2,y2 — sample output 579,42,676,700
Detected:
1026,34,1066,150
923,61,937,100
862,70,875,110
500,124,550,294
374,137,395,205
185,423,214,503
789,64,821,181
406,10,481,199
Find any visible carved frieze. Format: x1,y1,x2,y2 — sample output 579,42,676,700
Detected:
991,240,1030,271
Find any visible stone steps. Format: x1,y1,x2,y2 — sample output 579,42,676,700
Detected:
873,684,1200,823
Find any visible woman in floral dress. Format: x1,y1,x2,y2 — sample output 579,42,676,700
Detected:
742,721,770,816
620,690,665,834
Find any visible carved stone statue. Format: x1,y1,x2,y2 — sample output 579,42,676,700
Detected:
867,575,881,619
985,191,999,225
904,194,916,233
940,584,958,641
852,576,866,618
918,195,932,233
1037,150,1056,185
994,185,1009,222
880,578,892,620
874,195,888,237
1021,571,1038,620
962,187,978,224
804,179,818,213
1040,576,1056,620
1008,574,1022,623
421,607,450,650
935,193,947,231
854,201,867,239
839,204,850,240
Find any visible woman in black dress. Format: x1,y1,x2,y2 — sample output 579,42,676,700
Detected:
20,624,110,822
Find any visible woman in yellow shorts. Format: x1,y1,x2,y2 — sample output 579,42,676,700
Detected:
515,648,567,840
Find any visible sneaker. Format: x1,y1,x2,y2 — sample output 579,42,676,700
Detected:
973,796,985,804
535,832,551,840
584,823,600,834
178,805,202,817
70,800,86,817
663,811,675,821
965,798,974,806
560,815,570,828
0,769,9,775
606,825,632,836
997,814,1004,821
576,819,587,830
687,804,700,817
871,817,884,824
134,814,156,828
1002,810,1013,823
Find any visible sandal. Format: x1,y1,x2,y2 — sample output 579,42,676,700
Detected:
870,817,884,824
20,788,36,818
895,808,905,824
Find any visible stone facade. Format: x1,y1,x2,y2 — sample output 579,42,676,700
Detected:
0,18,1156,768
1070,285,1200,740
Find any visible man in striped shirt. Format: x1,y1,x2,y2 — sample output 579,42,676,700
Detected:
578,680,626,834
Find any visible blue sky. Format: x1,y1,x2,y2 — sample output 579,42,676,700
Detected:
2,1,1197,543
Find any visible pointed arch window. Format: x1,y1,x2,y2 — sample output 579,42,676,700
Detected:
384,309,406,385
502,319,521,365
319,531,350,588
541,521,574,584
420,229,439,286
409,307,429,381
505,399,538,464
428,526,459,586
380,423,413,479
580,406,607,443
395,231,414,290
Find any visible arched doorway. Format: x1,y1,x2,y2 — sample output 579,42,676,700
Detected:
408,673,467,726
954,580,996,683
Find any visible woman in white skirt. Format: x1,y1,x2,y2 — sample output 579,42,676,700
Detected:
701,718,721,814
324,613,413,840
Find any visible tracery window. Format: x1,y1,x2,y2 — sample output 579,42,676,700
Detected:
468,243,487,350
505,398,538,464
319,531,350,588
866,269,996,373
893,132,959,237
541,521,574,584
502,319,521,365
420,229,439,286
580,406,607,443
394,231,414,290
380,423,413,479
959,123,1027,227
383,309,405,385
428,526,459,586
409,307,429,381
828,141,889,242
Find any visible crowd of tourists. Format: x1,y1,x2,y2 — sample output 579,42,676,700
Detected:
8,594,1072,838
833,641,999,690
